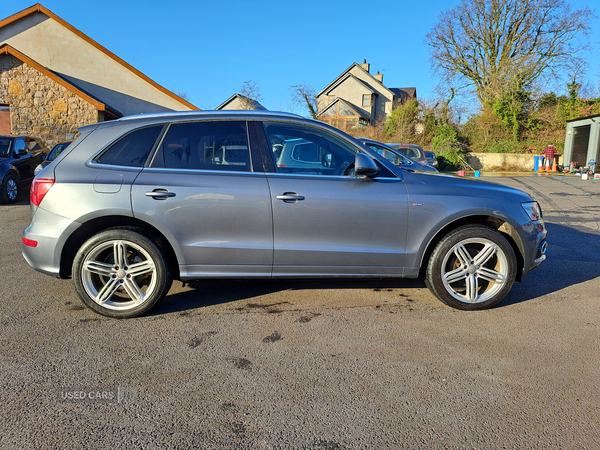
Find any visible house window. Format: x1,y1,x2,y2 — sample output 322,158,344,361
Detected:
362,94,371,107
328,95,335,104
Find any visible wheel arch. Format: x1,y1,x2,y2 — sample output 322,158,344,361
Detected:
0,164,20,183
420,215,525,282
59,215,180,280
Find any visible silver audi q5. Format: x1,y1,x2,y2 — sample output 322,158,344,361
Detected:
23,111,547,318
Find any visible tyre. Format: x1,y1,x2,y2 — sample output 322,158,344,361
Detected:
426,224,517,310
0,175,18,203
72,229,172,318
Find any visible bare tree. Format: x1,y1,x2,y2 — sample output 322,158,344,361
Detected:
290,84,318,119
426,0,593,108
238,80,264,110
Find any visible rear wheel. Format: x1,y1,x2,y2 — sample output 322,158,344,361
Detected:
72,229,172,318
0,175,18,203
426,225,517,310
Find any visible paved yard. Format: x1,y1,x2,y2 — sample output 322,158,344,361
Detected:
1,173,598,449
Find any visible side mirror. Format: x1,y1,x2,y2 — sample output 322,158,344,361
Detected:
354,153,380,177
15,149,27,158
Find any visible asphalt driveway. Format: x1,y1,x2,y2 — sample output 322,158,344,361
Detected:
1,173,598,449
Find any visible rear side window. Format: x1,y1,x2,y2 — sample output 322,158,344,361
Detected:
96,126,163,167
156,121,250,172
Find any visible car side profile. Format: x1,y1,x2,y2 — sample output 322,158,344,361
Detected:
23,111,547,318
0,135,47,203
356,138,437,173
386,143,428,165
34,141,72,176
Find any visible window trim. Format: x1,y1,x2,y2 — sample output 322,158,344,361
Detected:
362,94,371,107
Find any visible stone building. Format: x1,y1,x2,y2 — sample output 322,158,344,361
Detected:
316,60,416,133
0,4,198,146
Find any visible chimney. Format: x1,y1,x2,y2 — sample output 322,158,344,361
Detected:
374,71,383,83
359,59,370,73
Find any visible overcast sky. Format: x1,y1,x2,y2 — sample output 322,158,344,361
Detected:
6,0,600,115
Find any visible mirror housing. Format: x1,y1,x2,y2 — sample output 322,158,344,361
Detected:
354,153,380,177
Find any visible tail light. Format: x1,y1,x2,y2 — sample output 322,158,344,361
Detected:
30,178,55,206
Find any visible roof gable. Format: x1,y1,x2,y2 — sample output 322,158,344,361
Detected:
317,62,395,98
0,44,121,116
318,98,369,120
0,4,198,113
216,94,267,111
321,73,378,97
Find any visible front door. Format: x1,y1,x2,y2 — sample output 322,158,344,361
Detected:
260,121,410,277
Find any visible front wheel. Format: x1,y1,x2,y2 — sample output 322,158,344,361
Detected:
72,229,172,318
0,175,18,203
426,225,517,310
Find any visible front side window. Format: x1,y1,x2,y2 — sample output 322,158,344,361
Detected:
263,122,357,176
158,121,250,172
13,138,27,153
96,126,163,167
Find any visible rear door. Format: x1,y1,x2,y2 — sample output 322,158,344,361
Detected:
131,120,273,279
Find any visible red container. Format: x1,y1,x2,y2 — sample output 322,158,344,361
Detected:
458,170,466,176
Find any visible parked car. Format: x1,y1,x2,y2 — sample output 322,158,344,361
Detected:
386,143,428,165
424,151,438,169
34,141,72,176
0,135,48,203
357,138,437,173
23,111,547,318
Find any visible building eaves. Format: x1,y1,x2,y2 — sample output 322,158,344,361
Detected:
0,44,122,116
0,3,199,111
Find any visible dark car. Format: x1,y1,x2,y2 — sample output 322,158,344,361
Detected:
357,138,437,173
424,151,438,169
34,141,72,176
23,111,547,318
386,143,428,165
0,135,48,203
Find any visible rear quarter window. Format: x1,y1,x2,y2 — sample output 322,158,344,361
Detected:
95,126,163,167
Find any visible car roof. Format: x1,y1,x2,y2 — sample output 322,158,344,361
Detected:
78,110,308,133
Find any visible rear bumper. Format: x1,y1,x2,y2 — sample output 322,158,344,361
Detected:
22,207,78,279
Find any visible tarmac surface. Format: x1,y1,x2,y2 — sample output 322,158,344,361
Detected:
1,173,599,449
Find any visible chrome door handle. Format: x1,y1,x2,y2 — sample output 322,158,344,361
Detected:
146,189,176,199
276,193,305,203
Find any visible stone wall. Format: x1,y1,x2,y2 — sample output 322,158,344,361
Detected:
0,54,100,147
466,152,564,171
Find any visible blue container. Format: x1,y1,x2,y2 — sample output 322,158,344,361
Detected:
534,156,540,172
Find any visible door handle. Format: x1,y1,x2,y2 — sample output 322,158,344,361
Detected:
276,192,305,203
146,189,176,199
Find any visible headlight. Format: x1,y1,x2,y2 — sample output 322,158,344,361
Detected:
34,164,43,176
521,202,542,221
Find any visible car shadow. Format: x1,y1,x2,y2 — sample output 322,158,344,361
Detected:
149,277,427,316
149,222,599,316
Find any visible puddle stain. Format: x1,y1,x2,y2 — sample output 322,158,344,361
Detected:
188,331,218,348
262,331,282,343
227,357,252,371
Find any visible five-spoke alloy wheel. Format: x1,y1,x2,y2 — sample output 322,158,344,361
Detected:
73,229,172,318
426,225,517,310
